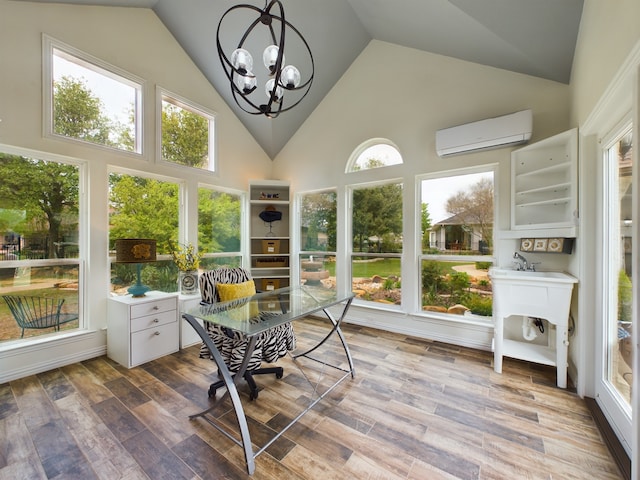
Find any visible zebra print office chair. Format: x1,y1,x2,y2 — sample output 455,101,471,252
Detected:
198,266,295,400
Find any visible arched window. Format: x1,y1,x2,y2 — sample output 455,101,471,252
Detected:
346,139,403,173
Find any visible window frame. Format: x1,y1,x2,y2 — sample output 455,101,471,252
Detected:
416,166,497,322
347,178,404,310
157,87,217,174
0,143,87,347
196,183,244,266
345,138,403,173
43,35,144,155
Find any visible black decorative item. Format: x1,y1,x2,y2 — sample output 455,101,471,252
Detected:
259,205,282,236
216,0,314,118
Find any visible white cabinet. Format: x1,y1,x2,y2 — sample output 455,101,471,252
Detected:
510,128,578,236
107,291,178,368
178,293,202,348
249,180,291,290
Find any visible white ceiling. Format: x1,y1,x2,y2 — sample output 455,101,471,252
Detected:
17,0,584,158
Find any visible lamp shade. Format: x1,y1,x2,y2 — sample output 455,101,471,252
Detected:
115,239,157,263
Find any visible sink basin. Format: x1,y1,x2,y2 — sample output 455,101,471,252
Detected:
489,268,577,284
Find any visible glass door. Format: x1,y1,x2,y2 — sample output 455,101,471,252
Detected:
598,123,633,454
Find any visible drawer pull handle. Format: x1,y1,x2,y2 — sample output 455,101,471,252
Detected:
154,331,160,336
153,318,159,323
152,306,159,310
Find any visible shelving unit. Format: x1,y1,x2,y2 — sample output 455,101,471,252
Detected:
249,180,291,290
511,128,578,233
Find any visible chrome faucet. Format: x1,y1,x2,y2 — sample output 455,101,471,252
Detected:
513,252,530,271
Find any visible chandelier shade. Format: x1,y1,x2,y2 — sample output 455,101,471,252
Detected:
216,0,314,118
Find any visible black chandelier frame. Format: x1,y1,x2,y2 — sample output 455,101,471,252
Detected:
216,0,314,118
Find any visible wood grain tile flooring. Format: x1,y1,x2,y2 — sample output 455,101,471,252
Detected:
0,318,623,479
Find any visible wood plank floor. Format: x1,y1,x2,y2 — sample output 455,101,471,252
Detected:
0,317,623,479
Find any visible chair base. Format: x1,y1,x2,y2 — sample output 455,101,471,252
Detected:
208,366,284,400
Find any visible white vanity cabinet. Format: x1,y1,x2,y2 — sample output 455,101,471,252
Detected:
510,128,578,235
107,291,179,368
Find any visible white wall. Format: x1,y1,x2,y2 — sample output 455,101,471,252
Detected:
0,1,273,382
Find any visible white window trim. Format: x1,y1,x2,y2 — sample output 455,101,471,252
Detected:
345,138,403,173
0,142,87,346
43,34,145,156
156,87,218,175
416,165,497,320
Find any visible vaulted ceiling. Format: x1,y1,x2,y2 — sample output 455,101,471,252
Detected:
18,0,584,158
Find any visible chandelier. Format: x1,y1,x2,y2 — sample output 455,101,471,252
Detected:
216,0,314,118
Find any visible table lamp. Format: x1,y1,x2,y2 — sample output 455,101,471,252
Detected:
115,239,157,297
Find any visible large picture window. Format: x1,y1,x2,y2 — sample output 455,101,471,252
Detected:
419,170,494,318
198,187,242,269
0,150,81,343
350,181,403,305
299,190,337,290
109,172,180,295
46,36,142,153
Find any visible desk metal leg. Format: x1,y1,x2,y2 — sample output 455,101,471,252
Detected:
182,314,256,475
292,297,355,377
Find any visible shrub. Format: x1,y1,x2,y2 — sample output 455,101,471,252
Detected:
466,293,493,316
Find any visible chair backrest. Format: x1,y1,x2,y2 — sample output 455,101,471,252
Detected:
2,295,64,329
199,266,252,303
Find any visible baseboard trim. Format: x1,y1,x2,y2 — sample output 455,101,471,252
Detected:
585,397,631,480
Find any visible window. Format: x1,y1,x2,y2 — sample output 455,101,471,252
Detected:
160,90,216,172
419,170,494,318
350,181,403,305
0,150,82,343
603,125,633,407
109,172,180,295
198,186,242,269
46,36,142,153
299,190,337,289
346,139,403,172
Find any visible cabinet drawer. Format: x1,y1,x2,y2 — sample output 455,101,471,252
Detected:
130,310,176,333
130,298,176,319
130,322,178,366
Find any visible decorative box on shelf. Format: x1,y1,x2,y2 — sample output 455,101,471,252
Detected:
262,239,281,254
256,257,288,268
261,278,280,291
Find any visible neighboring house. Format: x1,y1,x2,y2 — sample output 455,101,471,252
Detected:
429,213,488,253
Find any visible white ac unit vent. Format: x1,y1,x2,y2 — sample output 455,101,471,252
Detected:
435,109,532,157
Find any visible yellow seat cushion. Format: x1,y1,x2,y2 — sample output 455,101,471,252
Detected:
217,280,256,301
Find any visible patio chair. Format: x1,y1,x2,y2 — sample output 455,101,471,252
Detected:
2,295,78,338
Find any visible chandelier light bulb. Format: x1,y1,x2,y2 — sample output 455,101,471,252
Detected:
280,65,301,88
265,78,283,102
235,71,257,94
231,48,253,74
263,45,283,74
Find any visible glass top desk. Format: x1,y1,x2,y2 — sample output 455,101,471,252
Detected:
182,285,355,475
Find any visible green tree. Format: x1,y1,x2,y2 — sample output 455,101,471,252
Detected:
445,177,494,249
198,190,241,253
54,76,112,146
161,103,209,168
421,203,432,251
0,154,79,258
301,191,337,251
108,174,179,253
352,183,403,253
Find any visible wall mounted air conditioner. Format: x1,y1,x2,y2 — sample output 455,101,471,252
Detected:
435,109,532,157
